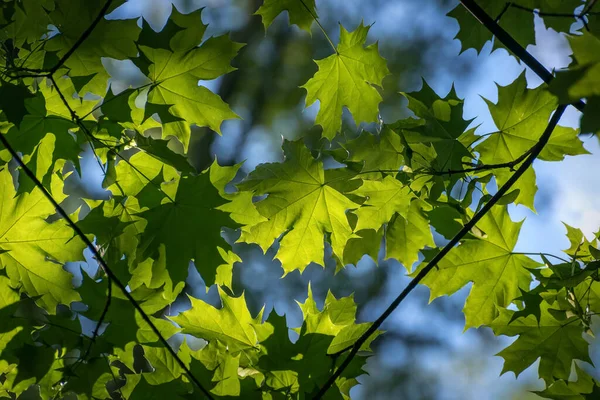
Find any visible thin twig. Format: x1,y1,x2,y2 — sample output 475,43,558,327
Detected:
425,146,534,176
512,252,570,263
0,134,214,400
509,2,600,18
501,2,599,32
313,105,567,399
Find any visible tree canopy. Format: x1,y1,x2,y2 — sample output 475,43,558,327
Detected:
0,0,598,399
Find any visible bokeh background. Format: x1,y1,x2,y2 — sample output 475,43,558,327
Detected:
66,0,600,398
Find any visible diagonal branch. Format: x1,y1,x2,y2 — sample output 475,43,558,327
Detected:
313,104,567,399
460,0,585,112
0,134,215,400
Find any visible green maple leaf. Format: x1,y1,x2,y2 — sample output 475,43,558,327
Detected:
180,340,264,398
491,304,592,383
550,29,600,134
107,151,179,208
533,364,597,400
476,73,588,209
448,1,581,54
385,199,435,271
136,168,236,287
350,175,414,231
400,81,473,174
134,133,195,174
2,78,96,191
209,160,267,230
1,0,51,46
0,168,84,311
335,126,405,176
171,288,269,366
101,85,137,123
136,7,242,151
45,0,139,95
414,206,540,328
478,73,587,163
258,289,376,396
0,82,34,125
561,223,596,262
78,272,178,350
255,0,317,33
302,22,389,140
0,276,27,355
510,286,544,324
237,140,360,273
62,356,114,400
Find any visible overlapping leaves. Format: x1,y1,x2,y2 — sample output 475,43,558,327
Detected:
0,0,597,399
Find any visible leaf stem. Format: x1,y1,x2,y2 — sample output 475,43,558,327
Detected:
298,0,338,54
512,252,570,263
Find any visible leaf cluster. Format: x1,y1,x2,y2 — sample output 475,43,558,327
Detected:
0,0,597,399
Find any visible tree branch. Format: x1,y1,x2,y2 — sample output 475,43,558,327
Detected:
0,134,215,400
313,104,567,399
426,146,534,176
460,0,585,112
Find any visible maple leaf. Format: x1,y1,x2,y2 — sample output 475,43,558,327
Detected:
491,304,592,383
550,29,600,134
414,206,540,328
350,175,414,231
237,140,360,273
478,73,587,163
400,81,473,173
77,272,178,350
334,126,405,176
171,287,270,367
533,365,598,399
1,0,51,46
302,22,389,140
2,78,96,192
135,6,242,151
136,170,237,287
385,199,435,271
46,0,140,94
476,72,588,209
448,0,582,54
255,0,318,33
258,289,378,395
0,168,85,311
